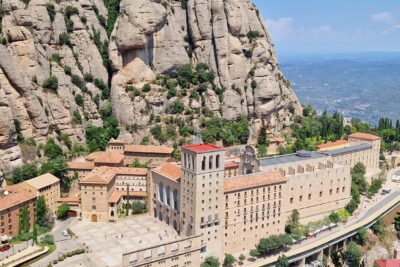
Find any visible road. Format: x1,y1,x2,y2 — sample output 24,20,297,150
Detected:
30,217,83,267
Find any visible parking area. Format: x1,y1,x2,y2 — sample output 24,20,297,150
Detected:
71,215,178,267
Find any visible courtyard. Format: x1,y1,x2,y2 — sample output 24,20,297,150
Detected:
70,215,179,267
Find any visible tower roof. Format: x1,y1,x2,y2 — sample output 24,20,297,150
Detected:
182,144,224,153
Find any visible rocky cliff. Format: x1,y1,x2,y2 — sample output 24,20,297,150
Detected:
0,0,301,174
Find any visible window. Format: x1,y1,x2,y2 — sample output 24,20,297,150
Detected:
209,156,213,169
308,194,311,200
299,195,303,202
290,197,293,204
320,191,323,197
216,155,220,168
202,156,206,170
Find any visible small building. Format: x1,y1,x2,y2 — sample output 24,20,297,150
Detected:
0,185,36,238
86,151,125,167
123,145,173,167
21,173,60,214
67,161,94,179
224,161,239,178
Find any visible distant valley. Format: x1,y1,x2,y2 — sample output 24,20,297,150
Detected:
280,52,400,125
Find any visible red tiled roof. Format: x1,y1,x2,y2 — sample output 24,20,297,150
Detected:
86,151,124,164
79,167,116,184
349,132,381,141
224,162,239,168
0,185,36,211
67,161,94,170
182,144,224,153
114,167,148,176
124,145,173,154
375,259,400,267
224,172,286,193
318,140,348,150
154,163,181,180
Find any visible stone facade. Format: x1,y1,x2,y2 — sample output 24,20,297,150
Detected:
20,173,60,214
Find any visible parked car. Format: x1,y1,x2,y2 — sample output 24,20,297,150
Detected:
61,230,69,237
0,244,11,252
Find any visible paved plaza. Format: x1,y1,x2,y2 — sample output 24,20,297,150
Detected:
71,215,179,267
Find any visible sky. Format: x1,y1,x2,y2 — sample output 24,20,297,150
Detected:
252,0,400,55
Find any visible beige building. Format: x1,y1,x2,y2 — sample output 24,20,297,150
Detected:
21,173,60,213
80,167,118,222
114,167,148,192
223,172,286,254
0,185,36,237
67,161,94,179
317,132,381,180
107,139,173,167
86,151,125,167
252,150,352,224
80,167,148,222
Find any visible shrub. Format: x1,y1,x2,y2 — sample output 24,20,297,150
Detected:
251,80,257,90
223,254,236,266
41,234,54,245
84,73,94,82
46,3,56,22
247,30,261,41
80,16,87,24
71,74,84,89
63,65,72,76
167,100,184,114
59,32,72,47
57,203,70,219
74,94,84,107
43,76,58,92
44,138,63,158
64,6,79,18
142,83,151,92
94,79,110,99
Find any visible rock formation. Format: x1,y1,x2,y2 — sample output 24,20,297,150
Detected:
0,0,301,174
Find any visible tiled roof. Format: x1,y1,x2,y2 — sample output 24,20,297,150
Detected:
67,161,94,170
79,167,116,184
24,173,60,190
86,151,124,164
114,167,148,176
124,145,173,154
349,132,381,141
317,140,348,150
268,137,285,143
0,185,36,211
182,144,224,153
224,172,286,193
224,161,239,168
108,190,147,203
153,163,181,181
58,196,80,203
375,259,400,267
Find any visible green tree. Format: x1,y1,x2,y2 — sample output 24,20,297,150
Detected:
131,201,147,214
249,249,260,258
329,212,340,224
44,138,63,158
12,163,38,184
18,206,30,234
56,203,70,219
40,234,54,244
352,163,366,176
43,76,58,91
201,256,220,267
32,222,38,244
276,255,289,267
286,209,300,234
223,254,236,267
125,184,130,216
394,213,400,233
40,157,68,179
36,196,47,227
343,242,362,267
355,227,367,246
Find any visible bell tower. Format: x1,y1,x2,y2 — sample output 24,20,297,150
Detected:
180,144,225,259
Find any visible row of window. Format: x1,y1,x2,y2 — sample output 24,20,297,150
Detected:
289,187,346,203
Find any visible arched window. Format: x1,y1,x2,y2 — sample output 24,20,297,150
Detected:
209,156,213,169
183,153,187,167
202,156,206,170
166,186,171,206
216,155,220,168
111,210,114,217
159,211,163,221
159,183,164,202
173,189,179,212
192,156,194,170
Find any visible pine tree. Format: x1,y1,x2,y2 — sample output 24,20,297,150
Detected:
125,184,130,216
